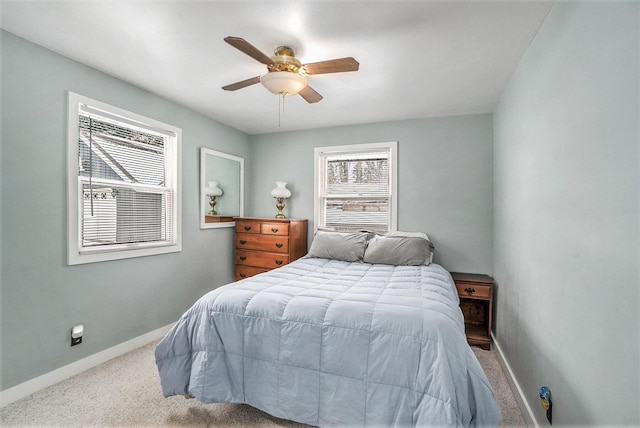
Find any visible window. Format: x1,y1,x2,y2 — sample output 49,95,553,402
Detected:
67,92,181,264
314,142,397,232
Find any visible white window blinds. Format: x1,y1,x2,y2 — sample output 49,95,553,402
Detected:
316,142,397,232
67,93,181,264
78,113,175,248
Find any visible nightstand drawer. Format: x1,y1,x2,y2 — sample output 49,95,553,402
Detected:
235,249,289,269
236,233,289,253
455,283,491,299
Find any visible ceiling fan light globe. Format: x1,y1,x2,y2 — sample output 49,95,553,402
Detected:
260,72,308,96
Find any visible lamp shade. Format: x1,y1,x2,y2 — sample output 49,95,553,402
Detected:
261,72,308,96
270,181,291,199
206,181,223,197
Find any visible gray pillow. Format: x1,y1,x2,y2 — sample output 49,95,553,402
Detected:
307,230,371,262
363,235,432,266
383,230,434,263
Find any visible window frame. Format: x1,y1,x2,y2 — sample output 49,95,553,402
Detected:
314,141,398,233
66,92,182,265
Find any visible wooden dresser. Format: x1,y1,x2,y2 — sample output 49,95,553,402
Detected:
451,272,494,350
234,217,308,281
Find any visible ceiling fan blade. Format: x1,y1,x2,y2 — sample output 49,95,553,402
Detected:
299,86,323,103
224,36,274,65
222,76,261,91
302,57,359,75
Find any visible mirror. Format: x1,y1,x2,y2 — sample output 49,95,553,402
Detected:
200,148,244,229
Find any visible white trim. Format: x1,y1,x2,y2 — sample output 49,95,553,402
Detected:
67,92,183,265
491,333,539,428
314,141,398,232
199,148,244,229
0,323,174,408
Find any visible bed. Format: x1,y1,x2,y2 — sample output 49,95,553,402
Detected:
155,230,502,427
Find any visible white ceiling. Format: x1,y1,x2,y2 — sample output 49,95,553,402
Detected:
1,1,553,135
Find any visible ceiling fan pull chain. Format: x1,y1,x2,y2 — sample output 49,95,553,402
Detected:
282,93,286,114
278,92,288,128
278,93,282,127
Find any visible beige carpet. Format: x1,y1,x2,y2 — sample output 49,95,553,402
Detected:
1,341,526,427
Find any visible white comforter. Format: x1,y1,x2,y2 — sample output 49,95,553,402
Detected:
155,257,502,427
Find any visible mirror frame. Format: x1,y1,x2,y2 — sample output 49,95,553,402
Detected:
200,148,244,229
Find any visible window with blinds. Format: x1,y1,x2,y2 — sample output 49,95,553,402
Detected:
67,93,182,264
315,142,397,232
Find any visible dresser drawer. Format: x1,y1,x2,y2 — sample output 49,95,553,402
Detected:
236,249,289,269
261,222,289,236
235,265,270,281
235,220,261,234
236,233,289,253
455,283,491,299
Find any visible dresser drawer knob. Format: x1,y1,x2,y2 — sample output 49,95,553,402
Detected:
240,240,247,245
244,226,252,231
240,273,247,278
239,256,246,261
271,228,279,233
275,260,283,265
275,243,283,248
464,287,476,296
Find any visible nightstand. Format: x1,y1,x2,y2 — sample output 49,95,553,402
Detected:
451,272,494,350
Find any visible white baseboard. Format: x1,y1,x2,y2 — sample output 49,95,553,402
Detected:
491,333,539,428
0,323,174,408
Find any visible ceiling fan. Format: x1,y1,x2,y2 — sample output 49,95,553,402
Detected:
221,36,359,103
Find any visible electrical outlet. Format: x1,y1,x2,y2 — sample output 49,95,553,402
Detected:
71,324,83,346
539,386,552,424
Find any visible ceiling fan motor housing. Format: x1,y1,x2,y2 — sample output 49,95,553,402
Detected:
267,46,303,73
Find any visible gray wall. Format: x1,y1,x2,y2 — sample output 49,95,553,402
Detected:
493,2,639,426
249,115,493,274
0,31,251,390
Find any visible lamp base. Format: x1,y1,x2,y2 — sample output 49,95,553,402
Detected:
275,197,286,219
208,196,217,216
